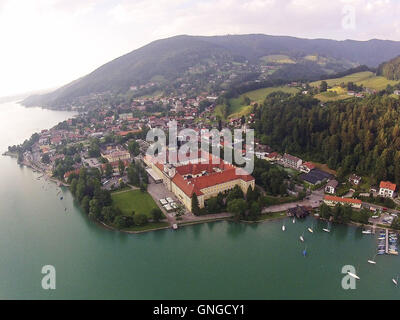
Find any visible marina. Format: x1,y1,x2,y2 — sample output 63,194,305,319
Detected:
376,229,398,256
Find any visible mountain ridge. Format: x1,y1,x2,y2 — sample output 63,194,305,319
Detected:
23,34,400,108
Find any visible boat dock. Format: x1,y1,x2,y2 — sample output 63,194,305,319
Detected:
378,229,398,255
386,229,389,254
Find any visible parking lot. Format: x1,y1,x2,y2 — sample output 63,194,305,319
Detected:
147,181,188,218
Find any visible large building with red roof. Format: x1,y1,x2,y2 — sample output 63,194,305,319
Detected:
143,152,255,211
323,195,362,209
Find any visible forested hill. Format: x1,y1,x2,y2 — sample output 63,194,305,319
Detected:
23,34,400,108
377,55,400,80
253,92,400,185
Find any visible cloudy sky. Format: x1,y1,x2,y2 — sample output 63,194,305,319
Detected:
0,0,399,97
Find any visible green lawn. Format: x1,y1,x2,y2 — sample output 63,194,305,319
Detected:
260,55,296,64
243,86,299,101
111,189,160,218
224,85,300,119
310,71,400,91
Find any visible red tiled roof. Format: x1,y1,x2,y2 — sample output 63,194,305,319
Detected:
64,169,80,179
266,152,278,158
303,162,315,169
172,167,254,197
117,129,141,136
323,195,362,205
380,181,396,191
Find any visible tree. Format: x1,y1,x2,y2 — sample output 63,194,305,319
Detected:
249,201,261,220
227,198,247,221
206,197,221,214
114,216,127,229
104,163,113,178
140,183,147,192
89,199,101,220
320,81,328,92
320,203,332,219
88,139,101,158
134,213,148,226
41,154,50,164
81,196,90,214
127,164,140,186
226,185,244,202
191,193,200,215
118,159,125,176
128,140,140,156
102,206,117,224
175,204,185,217
151,208,163,222
70,178,78,196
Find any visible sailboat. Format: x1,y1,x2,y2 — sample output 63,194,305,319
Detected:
368,253,377,265
347,271,360,280
392,276,398,286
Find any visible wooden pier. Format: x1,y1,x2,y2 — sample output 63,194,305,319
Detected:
386,229,389,254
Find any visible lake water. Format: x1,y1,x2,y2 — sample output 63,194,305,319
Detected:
0,101,399,299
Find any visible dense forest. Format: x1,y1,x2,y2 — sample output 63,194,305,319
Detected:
254,92,400,185
377,55,400,80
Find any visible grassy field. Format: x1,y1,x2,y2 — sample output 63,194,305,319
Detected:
260,54,296,64
314,91,352,102
311,71,400,91
111,189,160,218
224,86,300,119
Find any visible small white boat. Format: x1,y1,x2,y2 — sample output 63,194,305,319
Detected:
308,227,313,233
292,218,295,224
367,260,376,264
347,272,360,280
300,235,304,242
323,228,330,233
282,225,286,231
392,277,398,286
362,230,372,234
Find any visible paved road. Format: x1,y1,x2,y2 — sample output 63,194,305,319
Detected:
262,189,324,213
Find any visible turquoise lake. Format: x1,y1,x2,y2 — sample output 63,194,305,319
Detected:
0,101,399,299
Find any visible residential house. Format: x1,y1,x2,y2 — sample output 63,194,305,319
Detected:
348,174,361,186
265,152,279,162
300,162,315,173
281,153,302,170
379,181,396,198
325,180,338,194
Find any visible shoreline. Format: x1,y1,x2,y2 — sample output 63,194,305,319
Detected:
5,152,400,234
